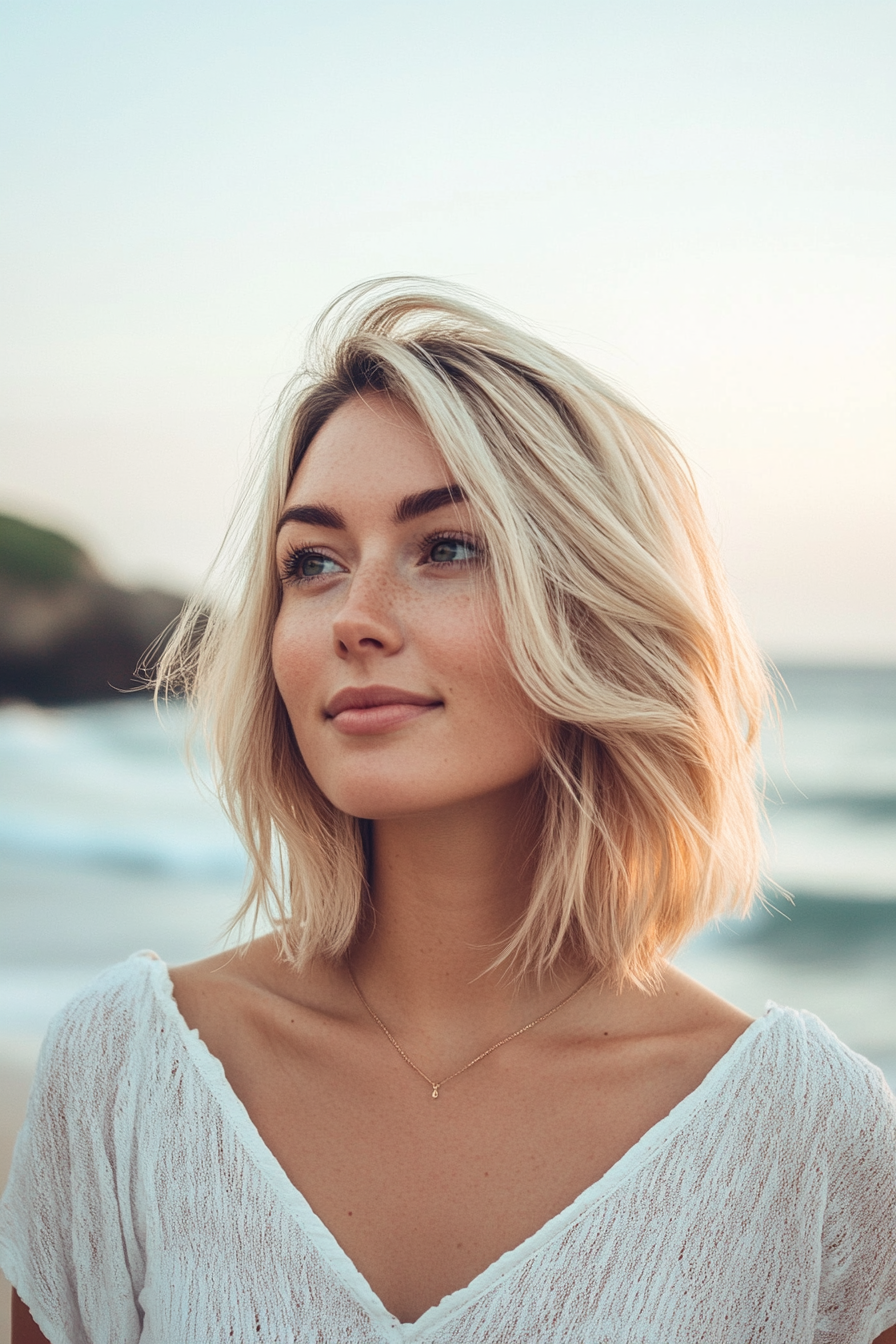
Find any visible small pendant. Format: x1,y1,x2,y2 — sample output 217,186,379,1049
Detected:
431,1086,440,1099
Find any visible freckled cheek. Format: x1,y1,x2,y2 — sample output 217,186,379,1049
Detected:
415,606,495,687
270,611,328,721
440,608,545,763
421,609,529,727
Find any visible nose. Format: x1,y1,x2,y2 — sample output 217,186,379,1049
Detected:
331,564,404,660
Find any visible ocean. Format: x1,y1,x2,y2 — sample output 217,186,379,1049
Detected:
1,666,894,1083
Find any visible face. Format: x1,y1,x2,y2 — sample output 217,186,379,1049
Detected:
272,393,544,821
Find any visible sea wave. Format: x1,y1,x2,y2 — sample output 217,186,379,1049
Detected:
0,811,245,877
0,699,243,878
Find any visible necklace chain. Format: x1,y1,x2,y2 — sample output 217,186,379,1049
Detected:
347,965,598,1099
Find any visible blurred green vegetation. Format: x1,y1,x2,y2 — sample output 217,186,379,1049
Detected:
0,513,84,585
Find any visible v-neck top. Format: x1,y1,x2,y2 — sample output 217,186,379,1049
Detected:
2,954,895,1344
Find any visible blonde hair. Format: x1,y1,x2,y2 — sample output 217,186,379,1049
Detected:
157,278,770,986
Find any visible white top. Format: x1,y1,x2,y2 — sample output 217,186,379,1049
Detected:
2,953,896,1344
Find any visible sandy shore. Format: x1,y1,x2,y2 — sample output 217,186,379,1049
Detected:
0,1038,41,1344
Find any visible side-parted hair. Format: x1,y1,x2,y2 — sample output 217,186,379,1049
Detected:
157,278,770,987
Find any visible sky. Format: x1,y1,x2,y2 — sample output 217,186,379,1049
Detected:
1,0,894,661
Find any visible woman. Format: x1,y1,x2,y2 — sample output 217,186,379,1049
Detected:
3,280,895,1342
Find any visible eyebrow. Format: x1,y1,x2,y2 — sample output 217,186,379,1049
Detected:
276,484,468,534
394,484,468,523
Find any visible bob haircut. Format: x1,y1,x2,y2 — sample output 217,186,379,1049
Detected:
157,278,770,988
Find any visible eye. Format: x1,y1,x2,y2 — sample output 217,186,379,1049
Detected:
424,535,480,567
280,546,344,584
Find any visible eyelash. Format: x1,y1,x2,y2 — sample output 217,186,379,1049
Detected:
278,531,482,585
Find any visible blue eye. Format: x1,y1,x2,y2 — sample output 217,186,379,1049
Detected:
281,548,342,582
428,537,478,565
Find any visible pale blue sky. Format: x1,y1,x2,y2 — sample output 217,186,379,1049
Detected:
2,0,894,658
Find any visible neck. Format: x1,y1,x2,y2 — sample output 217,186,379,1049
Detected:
348,779,584,1052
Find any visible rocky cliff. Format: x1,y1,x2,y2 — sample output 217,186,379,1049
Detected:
0,513,186,704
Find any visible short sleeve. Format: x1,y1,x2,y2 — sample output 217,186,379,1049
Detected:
813,1042,896,1342
0,970,145,1344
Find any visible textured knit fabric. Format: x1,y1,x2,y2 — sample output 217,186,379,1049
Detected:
1,954,895,1344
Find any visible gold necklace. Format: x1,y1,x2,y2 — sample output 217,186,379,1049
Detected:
347,966,598,1099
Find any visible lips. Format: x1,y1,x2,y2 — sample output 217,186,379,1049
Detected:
324,684,443,735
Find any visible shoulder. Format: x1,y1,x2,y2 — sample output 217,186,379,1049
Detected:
761,1004,895,1110
0,958,161,1342
747,1005,896,1172
767,1014,896,1334
168,934,347,1054
2,954,186,1239
45,950,166,1038
656,970,896,1151
34,952,175,1102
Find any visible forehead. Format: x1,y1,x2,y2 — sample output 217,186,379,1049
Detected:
288,393,450,504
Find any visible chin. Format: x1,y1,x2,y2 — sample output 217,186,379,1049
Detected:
317,767,540,824
306,757,467,820
326,781,456,821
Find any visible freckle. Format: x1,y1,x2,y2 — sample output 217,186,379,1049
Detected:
456,1242,463,1249
347,1211,353,1216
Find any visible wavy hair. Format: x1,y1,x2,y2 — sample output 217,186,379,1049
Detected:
156,278,770,986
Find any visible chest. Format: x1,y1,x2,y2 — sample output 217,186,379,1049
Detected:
203,1029,719,1323
140,1048,824,1344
